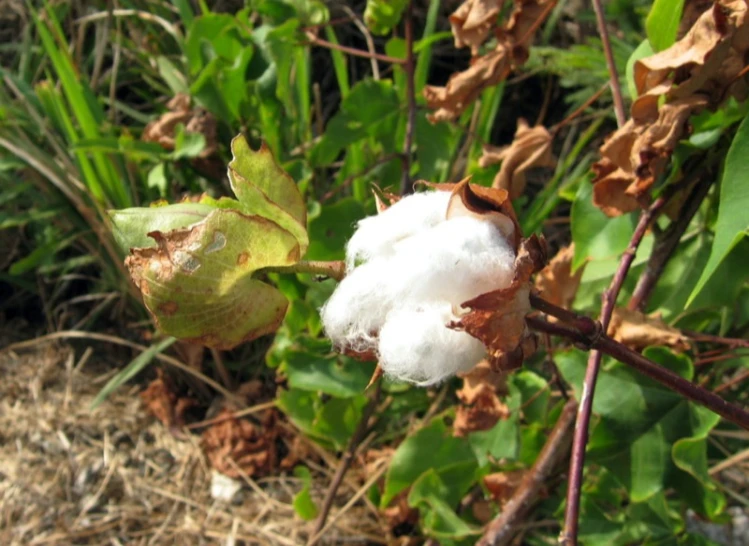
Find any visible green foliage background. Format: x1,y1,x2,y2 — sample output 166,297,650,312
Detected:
1,0,748,544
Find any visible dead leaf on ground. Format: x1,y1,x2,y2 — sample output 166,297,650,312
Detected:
450,0,505,54
607,307,691,353
382,490,420,532
425,0,555,121
201,408,277,478
534,245,584,314
140,368,197,429
479,118,555,199
452,235,547,371
591,0,749,216
483,470,528,507
143,93,218,158
454,359,510,436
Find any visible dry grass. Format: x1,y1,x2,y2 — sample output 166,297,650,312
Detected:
0,343,385,545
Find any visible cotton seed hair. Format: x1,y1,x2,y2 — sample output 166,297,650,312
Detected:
321,190,516,386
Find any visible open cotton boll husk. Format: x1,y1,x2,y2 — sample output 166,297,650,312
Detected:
345,191,451,270
378,304,487,386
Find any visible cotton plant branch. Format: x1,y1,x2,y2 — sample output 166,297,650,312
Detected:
590,0,626,127
525,311,749,431
558,190,671,545
308,383,382,546
477,399,578,546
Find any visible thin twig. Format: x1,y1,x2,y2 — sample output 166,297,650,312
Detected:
304,32,406,65
400,2,417,196
590,0,626,127
561,191,670,545
343,6,380,80
321,153,403,202
525,315,749,431
477,399,578,546
628,173,714,311
308,383,382,546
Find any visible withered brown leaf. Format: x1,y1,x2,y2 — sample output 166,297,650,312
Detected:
483,470,528,507
143,93,217,159
140,368,197,429
479,118,555,199
607,307,691,353
454,359,510,436
450,0,505,54
534,244,584,314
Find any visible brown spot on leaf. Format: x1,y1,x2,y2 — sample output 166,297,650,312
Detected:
158,301,179,316
237,252,249,266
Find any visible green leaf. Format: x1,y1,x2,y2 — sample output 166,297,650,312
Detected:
557,348,722,505
292,466,319,521
689,114,749,305
306,197,365,261
364,0,409,36
646,0,684,52
571,180,637,271
109,203,216,253
284,350,375,397
91,337,177,409
408,470,480,540
381,418,477,507
672,432,725,518
170,124,206,159
626,40,654,98
126,208,300,349
228,135,309,253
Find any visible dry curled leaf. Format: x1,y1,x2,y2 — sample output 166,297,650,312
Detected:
454,359,510,436
450,0,504,54
425,0,555,121
592,0,749,216
143,93,217,158
452,235,547,371
479,118,555,199
607,307,691,353
534,244,584,314
483,470,528,507
201,408,277,478
140,369,197,429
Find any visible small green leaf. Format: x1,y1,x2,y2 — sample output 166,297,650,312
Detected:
689,114,749,305
292,466,319,521
284,351,375,398
364,0,409,35
126,208,300,349
228,135,308,252
408,470,480,540
646,0,684,52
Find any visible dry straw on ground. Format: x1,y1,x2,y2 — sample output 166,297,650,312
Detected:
0,343,384,545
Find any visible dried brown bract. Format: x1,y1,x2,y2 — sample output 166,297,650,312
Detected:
534,244,584,314
425,0,556,121
592,0,749,216
480,118,555,199
454,359,510,436
607,307,691,353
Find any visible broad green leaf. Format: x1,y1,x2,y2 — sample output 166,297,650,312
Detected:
292,466,319,521
557,348,722,504
381,418,477,507
571,180,637,271
364,0,409,35
646,0,684,52
689,114,749,304
408,470,480,540
310,79,400,166
306,197,366,261
284,350,375,397
313,395,368,449
228,135,308,252
126,209,300,349
109,203,215,252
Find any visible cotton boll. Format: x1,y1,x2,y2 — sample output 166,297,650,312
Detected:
320,257,395,352
378,304,486,386
387,216,516,307
346,191,451,270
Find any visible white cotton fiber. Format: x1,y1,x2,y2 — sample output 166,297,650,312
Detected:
321,190,518,385
378,304,486,386
345,191,451,270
